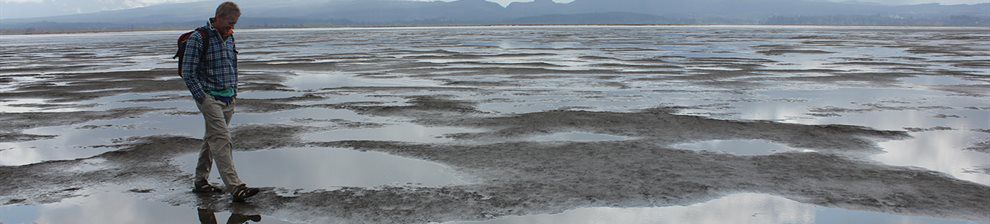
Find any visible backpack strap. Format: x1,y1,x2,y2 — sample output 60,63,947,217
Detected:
195,27,210,68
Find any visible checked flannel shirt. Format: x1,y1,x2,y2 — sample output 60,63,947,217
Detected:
181,18,238,103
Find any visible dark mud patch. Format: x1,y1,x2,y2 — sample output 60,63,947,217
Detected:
442,108,907,153
950,60,990,69
231,125,311,150
0,132,57,142
129,188,154,193
904,126,954,132
831,61,928,68
929,84,990,96
238,61,339,71
442,80,522,87
579,55,620,61
345,96,483,117
0,107,158,132
810,104,953,114
776,72,917,86
0,69,187,102
5,198,26,205
591,63,682,70
966,141,989,153
905,45,987,57
934,114,962,119
757,49,834,56
443,62,567,68
234,99,305,113
327,86,478,94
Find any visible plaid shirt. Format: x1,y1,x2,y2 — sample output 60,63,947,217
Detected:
181,18,238,102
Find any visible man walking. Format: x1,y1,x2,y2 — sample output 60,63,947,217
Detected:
181,1,259,202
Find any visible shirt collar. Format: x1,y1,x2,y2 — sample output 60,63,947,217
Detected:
208,17,217,31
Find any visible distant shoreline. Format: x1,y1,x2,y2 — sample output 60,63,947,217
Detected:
2,24,989,36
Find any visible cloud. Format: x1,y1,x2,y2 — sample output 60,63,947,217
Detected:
2,0,46,3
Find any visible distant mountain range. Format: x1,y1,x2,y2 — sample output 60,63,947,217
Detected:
2,0,988,33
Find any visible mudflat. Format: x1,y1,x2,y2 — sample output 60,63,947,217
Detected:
1,26,988,223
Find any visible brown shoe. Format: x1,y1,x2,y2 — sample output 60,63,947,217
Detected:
231,185,260,202
193,180,224,194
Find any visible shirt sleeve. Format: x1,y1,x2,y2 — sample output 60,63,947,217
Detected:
181,31,207,103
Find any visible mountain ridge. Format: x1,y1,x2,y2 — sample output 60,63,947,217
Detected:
2,0,987,33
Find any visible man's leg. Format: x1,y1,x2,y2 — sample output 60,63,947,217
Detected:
194,139,212,182
196,98,235,181
197,96,244,191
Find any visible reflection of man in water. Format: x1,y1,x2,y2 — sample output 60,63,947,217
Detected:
197,208,262,224
182,1,259,201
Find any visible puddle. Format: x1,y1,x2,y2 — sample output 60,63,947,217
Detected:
721,87,989,127
283,71,444,90
300,123,486,144
0,112,202,166
236,107,376,125
523,131,635,143
172,147,475,190
872,130,990,186
0,193,296,224
443,193,981,224
670,139,813,156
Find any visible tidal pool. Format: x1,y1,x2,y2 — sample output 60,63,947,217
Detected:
0,193,297,224
172,147,476,190
443,193,981,224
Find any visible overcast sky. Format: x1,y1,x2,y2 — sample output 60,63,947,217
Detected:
2,0,988,19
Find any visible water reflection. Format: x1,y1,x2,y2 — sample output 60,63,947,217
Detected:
0,193,294,224
698,87,990,185
172,147,475,190
197,208,267,224
444,193,981,224
872,130,990,186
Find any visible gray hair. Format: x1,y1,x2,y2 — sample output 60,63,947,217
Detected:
215,1,241,18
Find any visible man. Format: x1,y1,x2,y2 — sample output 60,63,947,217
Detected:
181,1,259,202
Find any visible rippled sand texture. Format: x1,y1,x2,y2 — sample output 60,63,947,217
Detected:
1,26,989,223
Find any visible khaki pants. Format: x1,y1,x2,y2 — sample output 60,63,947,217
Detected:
194,95,244,190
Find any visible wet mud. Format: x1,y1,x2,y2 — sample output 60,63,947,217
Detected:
2,26,989,223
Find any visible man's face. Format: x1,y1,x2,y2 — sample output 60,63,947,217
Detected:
214,14,239,38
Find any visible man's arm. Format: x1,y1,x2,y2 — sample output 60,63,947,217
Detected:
181,31,207,103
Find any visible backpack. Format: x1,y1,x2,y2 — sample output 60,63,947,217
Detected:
174,27,211,77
